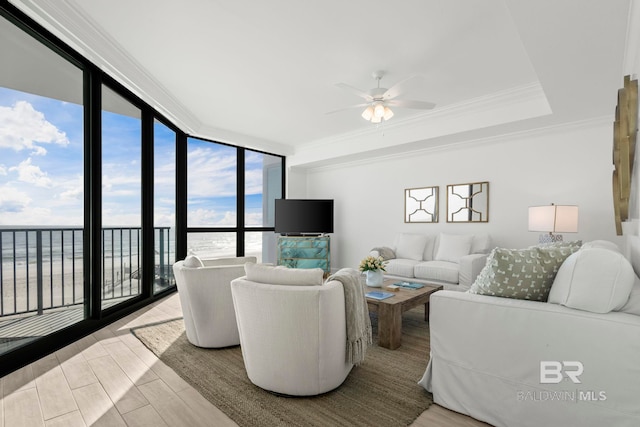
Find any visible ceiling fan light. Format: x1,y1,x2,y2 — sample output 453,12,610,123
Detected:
374,103,385,118
361,106,374,121
383,106,394,120
371,115,382,124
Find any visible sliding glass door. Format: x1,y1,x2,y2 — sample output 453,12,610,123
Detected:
0,13,85,354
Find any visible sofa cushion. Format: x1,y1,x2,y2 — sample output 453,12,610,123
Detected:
183,255,204,268
470,233,492,254
620,277,640,315
422,235,437,261
548,247,635,313
394,233,428,261
385,258,420,278
468,244,579,301
414,261,459,283
434,234,473,263
244,262,323,286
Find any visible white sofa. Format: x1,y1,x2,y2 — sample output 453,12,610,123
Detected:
231,264,354,396
173,255,256,348
370,232,492,291
419,240,640,426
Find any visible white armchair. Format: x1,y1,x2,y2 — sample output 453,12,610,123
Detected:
173,256,256,348
231,266,353,396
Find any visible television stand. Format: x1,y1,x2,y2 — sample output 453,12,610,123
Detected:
277,235,330,273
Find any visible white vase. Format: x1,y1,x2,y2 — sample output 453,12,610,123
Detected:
366,270,384,287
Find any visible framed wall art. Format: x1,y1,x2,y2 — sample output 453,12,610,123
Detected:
405,186,438,223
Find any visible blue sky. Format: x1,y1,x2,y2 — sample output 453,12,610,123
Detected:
0,86,270,227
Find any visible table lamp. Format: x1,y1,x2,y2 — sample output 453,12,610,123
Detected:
528,204,579,244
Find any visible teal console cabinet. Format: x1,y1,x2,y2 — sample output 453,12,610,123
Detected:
277,235,330,273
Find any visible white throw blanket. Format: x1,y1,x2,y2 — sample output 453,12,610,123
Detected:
328,268,372,366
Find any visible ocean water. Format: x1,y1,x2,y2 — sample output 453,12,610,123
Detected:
0,226,268,269
0,227,271,316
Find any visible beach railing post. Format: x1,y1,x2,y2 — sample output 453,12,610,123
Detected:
36,230,43,315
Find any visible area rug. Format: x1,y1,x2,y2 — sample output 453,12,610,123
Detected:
131,308,433,427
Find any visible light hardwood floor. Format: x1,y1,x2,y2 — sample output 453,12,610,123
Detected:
0,293,490,427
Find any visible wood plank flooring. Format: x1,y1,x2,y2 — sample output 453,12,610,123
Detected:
0,293,490,426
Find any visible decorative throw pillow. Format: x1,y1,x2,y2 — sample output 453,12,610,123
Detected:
537,240,582,249
548,247,635,313
580,240,620,252
394,233,428,260
371,246,396,260
244,262,323,286
469,244,580,301
422,234,437,261
182,255,204,268
470,233,492,254
434,234,473,263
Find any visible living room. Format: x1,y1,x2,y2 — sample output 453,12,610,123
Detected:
1,0,640,426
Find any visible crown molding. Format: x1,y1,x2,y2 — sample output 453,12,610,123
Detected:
194,124,294,156
10,0,202,133
297,82,547,151
301,115,612,174
289,81,551,167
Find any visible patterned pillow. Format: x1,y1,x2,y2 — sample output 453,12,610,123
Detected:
469,243,581,301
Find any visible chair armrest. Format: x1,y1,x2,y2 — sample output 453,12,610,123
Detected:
458,253,489,289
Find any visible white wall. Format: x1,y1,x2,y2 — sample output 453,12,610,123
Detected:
291,118,620,270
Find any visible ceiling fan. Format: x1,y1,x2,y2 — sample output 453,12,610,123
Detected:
328,71,436,123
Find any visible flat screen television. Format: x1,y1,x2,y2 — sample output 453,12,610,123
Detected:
274,199,334,235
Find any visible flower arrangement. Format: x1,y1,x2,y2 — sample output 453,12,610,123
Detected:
359,255,387,272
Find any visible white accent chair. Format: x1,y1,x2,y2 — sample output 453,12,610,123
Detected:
173,256,256,348
231,265,353,396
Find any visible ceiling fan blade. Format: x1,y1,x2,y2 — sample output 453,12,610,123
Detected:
386,99,436,110
325,103,370,115
335,83,373,101
383,75,425,100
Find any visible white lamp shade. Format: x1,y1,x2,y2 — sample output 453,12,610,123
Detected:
554,205,579,232
528,206,556,232
383,106,394,120
361,106,374,121
528,205,578,233
373,103,385,118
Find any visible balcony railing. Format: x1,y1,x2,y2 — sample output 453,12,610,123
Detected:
0,227,174,318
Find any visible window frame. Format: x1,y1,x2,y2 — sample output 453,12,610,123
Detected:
0,2,286,376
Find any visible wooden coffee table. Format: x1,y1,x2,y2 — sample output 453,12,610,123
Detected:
366,278,443,350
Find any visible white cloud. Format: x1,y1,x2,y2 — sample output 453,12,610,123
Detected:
59,175,83,201
9,158,52,188
187,146,237,197
0,185,31,213
245,168,263,195
245,211,263,226
0,100,70,155
0,165,6,175
188,208,236,227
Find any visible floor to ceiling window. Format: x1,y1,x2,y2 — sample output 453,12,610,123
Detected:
187,139,283,262
101,84,142,309
0,3,284,375
153,119,176,294
186,138,238,258
0,12,85,355
244,150,282,263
